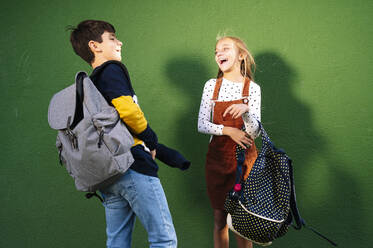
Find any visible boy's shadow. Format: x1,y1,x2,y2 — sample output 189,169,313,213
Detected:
255,52,361,246
164,55,213,242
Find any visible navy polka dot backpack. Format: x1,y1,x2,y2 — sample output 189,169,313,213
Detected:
224,123,337,246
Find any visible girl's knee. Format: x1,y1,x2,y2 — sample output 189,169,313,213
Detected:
213,210,228,230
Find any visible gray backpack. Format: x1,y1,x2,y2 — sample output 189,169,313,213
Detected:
48,71,134,199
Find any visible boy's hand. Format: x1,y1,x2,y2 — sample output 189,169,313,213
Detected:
223,126,253,149
223,104,249,119
150,149,156,160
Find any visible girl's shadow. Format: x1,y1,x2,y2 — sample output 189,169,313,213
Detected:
256,52,360,246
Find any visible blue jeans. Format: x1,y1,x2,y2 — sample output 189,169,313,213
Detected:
100,169,177,248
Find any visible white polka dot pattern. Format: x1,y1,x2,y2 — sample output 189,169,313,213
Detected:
198,78,261,138
224,124,294,245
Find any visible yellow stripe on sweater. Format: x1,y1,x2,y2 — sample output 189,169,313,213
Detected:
111,96,148,134
133,137,144,147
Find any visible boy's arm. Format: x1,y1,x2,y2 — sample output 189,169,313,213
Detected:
111,96,157,150
99,64,158,150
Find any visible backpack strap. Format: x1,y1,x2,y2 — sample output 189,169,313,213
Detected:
85,192,104,203
70,72,86,129
288,162,338,246
231,123,268,197
288,160,303,229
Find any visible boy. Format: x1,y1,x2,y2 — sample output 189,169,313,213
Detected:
69,20,177,248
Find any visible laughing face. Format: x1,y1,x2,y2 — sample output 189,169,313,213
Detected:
97,31,123,62
215,38,243,74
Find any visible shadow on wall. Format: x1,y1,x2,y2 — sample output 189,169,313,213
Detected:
255,52,325,163
164,55,213,243
162,52,360,246
255,52,361,247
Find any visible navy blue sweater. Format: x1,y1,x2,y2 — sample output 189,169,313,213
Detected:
90,61,159,177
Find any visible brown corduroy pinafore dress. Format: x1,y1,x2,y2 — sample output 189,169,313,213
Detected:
205,77,258,210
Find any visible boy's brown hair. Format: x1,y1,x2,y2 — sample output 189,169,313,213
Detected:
68,20,116,64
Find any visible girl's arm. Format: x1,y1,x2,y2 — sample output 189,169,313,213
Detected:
198,79,224,136
242,82,261,138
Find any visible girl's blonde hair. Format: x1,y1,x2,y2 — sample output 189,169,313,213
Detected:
216,36,256,80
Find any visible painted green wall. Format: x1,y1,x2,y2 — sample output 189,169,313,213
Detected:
1,0,372,247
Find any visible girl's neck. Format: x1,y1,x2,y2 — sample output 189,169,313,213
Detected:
222,70,244,83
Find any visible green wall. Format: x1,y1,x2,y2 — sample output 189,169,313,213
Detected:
1,0,372,247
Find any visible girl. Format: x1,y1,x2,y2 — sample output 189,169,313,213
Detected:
198,36,261,248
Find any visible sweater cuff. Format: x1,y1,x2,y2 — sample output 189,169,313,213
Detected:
136,125,158,150
155,143,191,170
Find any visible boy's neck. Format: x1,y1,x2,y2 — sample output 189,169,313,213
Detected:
91,57,108,69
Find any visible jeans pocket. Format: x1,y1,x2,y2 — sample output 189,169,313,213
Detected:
100,191,126,209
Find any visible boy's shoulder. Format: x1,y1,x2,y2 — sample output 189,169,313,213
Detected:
90,60,135,99
91,60,129,80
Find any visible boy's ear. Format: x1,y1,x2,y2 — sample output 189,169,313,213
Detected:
88,40,101,53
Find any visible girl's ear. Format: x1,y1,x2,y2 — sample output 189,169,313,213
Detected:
238,52,245,61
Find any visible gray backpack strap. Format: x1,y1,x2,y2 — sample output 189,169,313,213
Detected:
71,71,110,126
70,72,85,129
82,73,111,115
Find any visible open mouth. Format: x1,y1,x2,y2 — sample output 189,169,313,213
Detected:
219,58,228,65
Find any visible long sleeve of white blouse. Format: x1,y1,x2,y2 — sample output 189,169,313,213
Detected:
197,78,261,138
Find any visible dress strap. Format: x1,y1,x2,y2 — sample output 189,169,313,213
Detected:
212,77,223,101
242,77,251,97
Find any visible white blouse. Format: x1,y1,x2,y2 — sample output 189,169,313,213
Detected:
198,78,261,139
